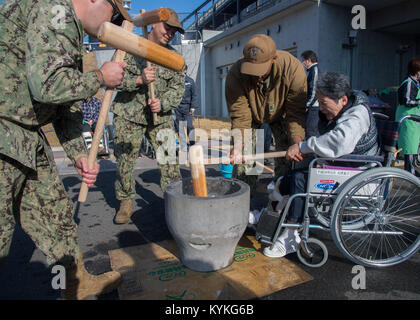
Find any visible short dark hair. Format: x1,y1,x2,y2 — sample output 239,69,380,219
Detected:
301,50,318,63
316,72,351,102
407,57,420,76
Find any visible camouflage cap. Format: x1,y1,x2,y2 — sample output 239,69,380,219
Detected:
241,34,277,77
108,0,132,26
165,8,185,34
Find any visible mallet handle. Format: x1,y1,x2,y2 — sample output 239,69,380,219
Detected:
189,145,208,197
141,9,158,125
185,151,287,166
78,20,134,203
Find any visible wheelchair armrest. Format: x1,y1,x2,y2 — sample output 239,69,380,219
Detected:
335,154,385,163
310,154,384,169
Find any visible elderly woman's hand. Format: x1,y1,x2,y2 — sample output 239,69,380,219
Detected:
286,143,304,162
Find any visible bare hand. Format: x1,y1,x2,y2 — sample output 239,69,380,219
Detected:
189,109,195,115
286,143,304,162
75,157,99,187
148,98,161,113
100,61,127,88
140,66,156,85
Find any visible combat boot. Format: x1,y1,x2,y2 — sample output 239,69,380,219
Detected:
114,199,133,224
61,255,121,300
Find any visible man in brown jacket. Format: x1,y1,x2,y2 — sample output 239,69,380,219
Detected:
226,34,307,192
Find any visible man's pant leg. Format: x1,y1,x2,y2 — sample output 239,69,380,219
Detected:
287,169,308,223
186,113,195,145
175,110,189,149
305,106,320,139
173,109,181,134
19,143,81,267
0,155,28,267
113,115,145,200
270,118,292,179
233,126,260,194
148,121,182,191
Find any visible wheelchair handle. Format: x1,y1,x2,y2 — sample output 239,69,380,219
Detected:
399,114,420,124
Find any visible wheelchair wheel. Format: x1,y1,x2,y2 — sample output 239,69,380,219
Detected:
331,167,420,267
297,238,328,268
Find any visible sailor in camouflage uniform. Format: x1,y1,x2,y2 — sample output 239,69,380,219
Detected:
0,0,131,300
112,9,185,224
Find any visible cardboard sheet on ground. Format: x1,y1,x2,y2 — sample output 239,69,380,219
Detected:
108,235,313,300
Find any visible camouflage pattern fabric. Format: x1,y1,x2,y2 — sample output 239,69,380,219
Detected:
0,136,80,268
0,0,96,168
113,115,181,199
112,51,185,125
0,0,101,267
112,50,184,197
233,117,291,193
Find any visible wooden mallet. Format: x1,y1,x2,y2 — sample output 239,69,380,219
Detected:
97,21,185,72
132,8,170,28
78,20,134,203
189,145,208,197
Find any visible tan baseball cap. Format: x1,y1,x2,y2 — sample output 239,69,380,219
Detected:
165,8,185,34
109,0,132,26
241,34,277,76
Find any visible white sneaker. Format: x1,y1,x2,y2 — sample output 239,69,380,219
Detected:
263,229,301,258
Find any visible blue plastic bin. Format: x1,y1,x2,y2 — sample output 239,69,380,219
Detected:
218,163,234,178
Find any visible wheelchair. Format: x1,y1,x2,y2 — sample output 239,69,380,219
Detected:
256,114,420,268
82,121,111,156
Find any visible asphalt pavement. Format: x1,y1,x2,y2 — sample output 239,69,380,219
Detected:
0,145,419,301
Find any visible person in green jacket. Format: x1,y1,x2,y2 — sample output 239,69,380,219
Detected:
395,57,420,176
0,0,131,299
112,9,185,224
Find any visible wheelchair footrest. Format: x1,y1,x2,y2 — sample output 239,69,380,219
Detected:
255,209,282,244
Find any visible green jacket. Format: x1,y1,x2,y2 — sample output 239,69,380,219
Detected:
225,50,307,141
112,48,185,125
0,0,101,169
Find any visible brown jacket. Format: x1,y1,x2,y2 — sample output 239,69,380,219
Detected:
225,50,307,140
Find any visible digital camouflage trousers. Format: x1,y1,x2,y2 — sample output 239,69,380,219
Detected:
113,114,181,200
0,138,80,268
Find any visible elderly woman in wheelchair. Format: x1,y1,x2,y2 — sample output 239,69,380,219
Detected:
251,72,420,268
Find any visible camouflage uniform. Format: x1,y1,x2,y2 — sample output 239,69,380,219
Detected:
0,0,101,267
112,51,184,198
